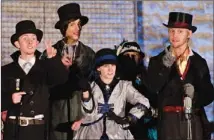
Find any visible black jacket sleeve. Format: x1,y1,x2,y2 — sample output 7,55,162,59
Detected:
1,67,14,111
41,55,68,87
147,54,172,94
193,58,214,107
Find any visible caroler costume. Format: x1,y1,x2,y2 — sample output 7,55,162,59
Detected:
116,40,158,140
73,48,150,139
148,12,214,140
2,20,68,140
40,3,95,140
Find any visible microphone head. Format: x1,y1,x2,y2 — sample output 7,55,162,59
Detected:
16,78,20,91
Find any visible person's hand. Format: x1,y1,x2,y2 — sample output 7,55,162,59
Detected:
78,78,91,92
162,47,176,68
107,111,130,125
45,40,57,58
71,119,82,131
12,92,26,104
61,54,72,69
146,107,158,118
183,83,194,99
1,111,7,122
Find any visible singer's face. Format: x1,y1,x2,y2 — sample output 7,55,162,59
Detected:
65,19,82,43
97,64,116,82
15,33,39,56
123,51,141,64
168,28,192,48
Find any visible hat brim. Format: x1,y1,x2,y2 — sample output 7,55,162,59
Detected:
120,50,145,58
163,23,197,33
11,29,43,46
55,16,89,29
96,59,117,68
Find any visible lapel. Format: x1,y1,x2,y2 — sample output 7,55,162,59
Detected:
93,83,105,104
176,59,191,80
107,82,121,104
93,79,120,104
13,62,27,78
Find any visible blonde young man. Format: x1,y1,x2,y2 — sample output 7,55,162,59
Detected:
148,12,214,140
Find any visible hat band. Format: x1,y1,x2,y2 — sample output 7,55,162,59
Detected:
59,13,82,21
170,22,190,28
120,46,140,54
95,55,116,65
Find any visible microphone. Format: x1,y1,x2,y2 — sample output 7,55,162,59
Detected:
15,78,21,91
184,96,192,120
15,78,25,105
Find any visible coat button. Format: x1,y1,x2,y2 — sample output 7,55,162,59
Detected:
30,101,34,105
29,91,34,95
30,110,35,115
20,112,23,116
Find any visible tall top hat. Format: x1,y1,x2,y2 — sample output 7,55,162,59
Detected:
11,20,43,46
163,12,197,33
55,3,89,29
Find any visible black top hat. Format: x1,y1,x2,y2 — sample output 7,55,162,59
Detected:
163,12,197,33
55,3,89,29
11,20,43,46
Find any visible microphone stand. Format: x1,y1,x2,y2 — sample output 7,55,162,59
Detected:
184,97,192,140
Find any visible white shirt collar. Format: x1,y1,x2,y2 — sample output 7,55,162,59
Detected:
67,41,79,47
18,56,36,69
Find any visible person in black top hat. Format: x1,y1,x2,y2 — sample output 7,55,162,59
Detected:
40,3,95,140
1,20,68,140
147,12,214,140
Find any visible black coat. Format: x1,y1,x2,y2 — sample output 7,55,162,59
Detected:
41,40,95,140
148,49,214,140
2,50,68,140
47,40,95,100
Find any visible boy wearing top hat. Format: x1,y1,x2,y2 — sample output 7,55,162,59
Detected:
40,3,95,140
1,20,68,140
147,12,214,140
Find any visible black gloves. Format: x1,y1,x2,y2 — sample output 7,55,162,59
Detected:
78,78,91,92
146,107,158,118
162,47,176,68
107,110,137,125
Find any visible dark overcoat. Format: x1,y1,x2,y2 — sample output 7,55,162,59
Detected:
147,49,214,140
2,50,68,140
42,40,95,140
